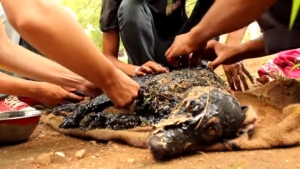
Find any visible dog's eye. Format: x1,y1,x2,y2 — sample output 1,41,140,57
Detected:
186,100,204,113
238,131,245,136
205,124,218,136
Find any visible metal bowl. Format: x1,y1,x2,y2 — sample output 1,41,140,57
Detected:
0,110,42,143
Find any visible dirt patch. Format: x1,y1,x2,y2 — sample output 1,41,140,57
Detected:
1,124,300,169
1,56,300,169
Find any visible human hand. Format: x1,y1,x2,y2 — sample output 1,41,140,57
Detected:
35,82,84,107
135,61,168,76
102,69,140,108
63,80,102,98
79,80,103,97
204,40,245,70
222,63,254,91
165,32,206,67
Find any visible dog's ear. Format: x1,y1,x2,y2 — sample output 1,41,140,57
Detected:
241,105,257,123
240,105,249,113
237,105,258,136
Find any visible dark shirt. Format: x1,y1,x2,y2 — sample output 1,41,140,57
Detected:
100,0,187,40
257,0,300,54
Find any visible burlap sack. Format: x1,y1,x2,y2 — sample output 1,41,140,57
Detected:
42,78,300,151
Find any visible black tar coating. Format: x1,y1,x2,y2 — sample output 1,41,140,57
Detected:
51,67,227,130
148,88,247,160
50,67,248,161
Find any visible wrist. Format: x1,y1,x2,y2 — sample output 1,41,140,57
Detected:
99,68,121,91
27,82,46,99
106,55,137,77
133,66,141,76
225,45,246,63
58,74,85,90
100,67,135,95
126,65,140,77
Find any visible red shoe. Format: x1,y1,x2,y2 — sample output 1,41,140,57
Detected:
0,96,36,112
18,97,41,106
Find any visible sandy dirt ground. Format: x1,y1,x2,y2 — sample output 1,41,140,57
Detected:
1,56,300,169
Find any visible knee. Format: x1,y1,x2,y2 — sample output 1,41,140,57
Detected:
118,0,141,14
117,0,149,24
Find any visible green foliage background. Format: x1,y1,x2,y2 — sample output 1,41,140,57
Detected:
290,0,300,29
61,0,197,51
61,0,300,48
61,0,104,50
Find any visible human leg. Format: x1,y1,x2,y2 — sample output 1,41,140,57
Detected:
118,0,161,66
176,0,215,35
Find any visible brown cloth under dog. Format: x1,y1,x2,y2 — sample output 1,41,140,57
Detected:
43,78,300,152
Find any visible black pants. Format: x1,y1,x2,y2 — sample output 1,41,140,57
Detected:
117,0,216,68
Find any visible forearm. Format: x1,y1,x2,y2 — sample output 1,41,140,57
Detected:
0,72,41,98
221,27,248,69
0,38,85,90
225,27,248,45
234,35,266,60
103,31,138,77
2,0,118,89
190,0,276,43
106,55,138,77
203,35,266,62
